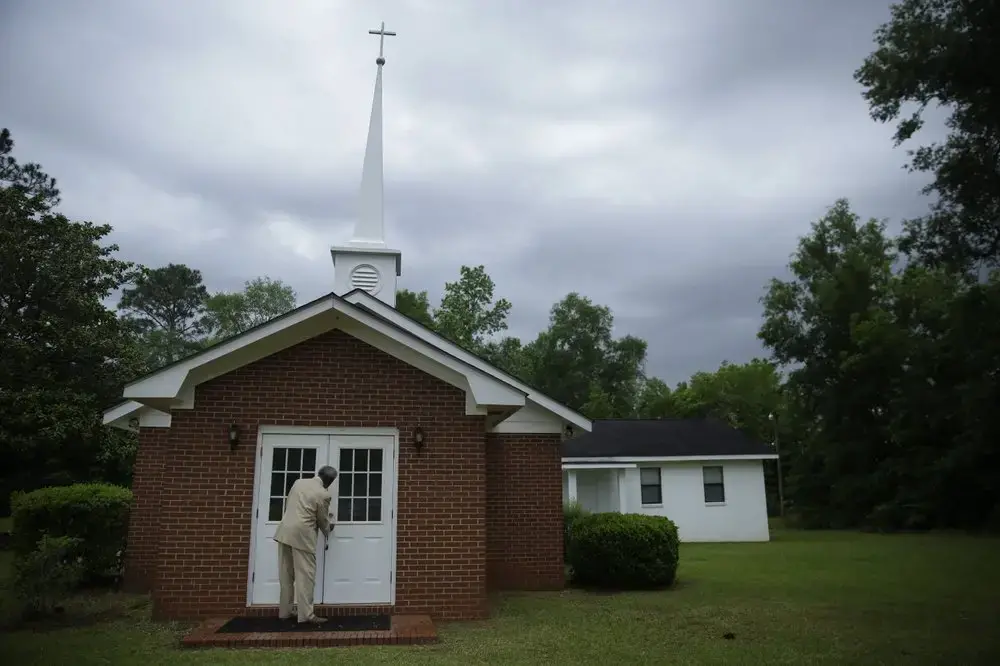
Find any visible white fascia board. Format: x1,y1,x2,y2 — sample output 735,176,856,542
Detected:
334,302,525,412
342,291,592,432
122,296,337,403
114,292,526,416
561,454,780,464
562,463,638,470
102,401,143,430
102,401,172,431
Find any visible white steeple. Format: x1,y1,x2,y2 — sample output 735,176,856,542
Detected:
331,21,401,306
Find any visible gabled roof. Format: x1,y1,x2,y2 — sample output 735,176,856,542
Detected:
341,289,591,431
561,418,776,460
104,290,591,433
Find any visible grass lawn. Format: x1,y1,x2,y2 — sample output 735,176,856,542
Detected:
2,527,998,665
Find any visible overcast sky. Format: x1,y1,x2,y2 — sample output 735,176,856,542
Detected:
1,0,937,384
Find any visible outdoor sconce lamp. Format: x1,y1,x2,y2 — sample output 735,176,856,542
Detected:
412,426,425,452
228,422,240,451
128,417,140,430
564,424,574,440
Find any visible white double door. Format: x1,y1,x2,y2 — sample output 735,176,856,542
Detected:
250,430,396,606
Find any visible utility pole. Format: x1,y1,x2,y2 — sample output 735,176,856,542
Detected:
768,412,785,518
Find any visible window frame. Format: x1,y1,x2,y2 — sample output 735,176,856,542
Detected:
335,447,386,524
266,446,319,522
639,466,663,506
702,465,726,504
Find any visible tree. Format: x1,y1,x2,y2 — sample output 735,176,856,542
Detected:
635,377,676,418
394,288,434,328
204,277,297,342
0,128,142,508
668,360,783,443
524,293,647,418
480,335,529,379
433,265,512,351
0,128,59,204
876,264,1000,529
118,264,210,368
759,199,900,528
855,0,1000,271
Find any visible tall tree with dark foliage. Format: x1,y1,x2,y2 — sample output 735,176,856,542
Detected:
0,128,142,508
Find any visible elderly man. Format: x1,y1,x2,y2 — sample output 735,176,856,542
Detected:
274,465,337,624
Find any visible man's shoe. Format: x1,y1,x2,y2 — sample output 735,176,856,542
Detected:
298,616,328,625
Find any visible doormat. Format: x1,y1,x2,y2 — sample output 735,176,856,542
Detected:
216,614,391,633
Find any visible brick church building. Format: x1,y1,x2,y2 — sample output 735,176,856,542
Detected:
104,35,591,622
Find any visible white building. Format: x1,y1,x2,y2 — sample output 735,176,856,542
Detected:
562,419,777,542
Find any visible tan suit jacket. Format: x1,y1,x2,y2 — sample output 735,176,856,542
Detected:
274,476,333,553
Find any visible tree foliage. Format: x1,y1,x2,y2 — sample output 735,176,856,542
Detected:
394,288,434,328
855,0,1000,271
0,128,141,510
204,276,297,342
760,199,1000,530
434,265,513,351
521,293,647,419
118,263,210,368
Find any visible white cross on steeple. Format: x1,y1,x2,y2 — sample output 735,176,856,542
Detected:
368,21,396,64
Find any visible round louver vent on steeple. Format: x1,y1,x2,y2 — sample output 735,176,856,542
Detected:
350,264,381,294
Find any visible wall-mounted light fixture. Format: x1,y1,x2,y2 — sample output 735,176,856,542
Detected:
128,417,140,430
228,422,240,451
564,424,575,440
412,426,425,453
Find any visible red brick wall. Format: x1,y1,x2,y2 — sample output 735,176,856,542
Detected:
485,433,566,590
122,427,168,593
140,329,490,621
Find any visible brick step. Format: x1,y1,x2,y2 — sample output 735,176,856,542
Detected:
244,604,393,618
181,614,437,648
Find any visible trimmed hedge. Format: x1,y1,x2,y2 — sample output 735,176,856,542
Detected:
566,512,680,589
10,483,132,581
563,501,590,555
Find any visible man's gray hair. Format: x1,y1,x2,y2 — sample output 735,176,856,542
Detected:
318,465,338,485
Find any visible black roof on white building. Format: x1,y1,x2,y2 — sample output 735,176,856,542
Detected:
562,418,774,459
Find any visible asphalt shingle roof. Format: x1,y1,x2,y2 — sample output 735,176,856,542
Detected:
562,418,773,459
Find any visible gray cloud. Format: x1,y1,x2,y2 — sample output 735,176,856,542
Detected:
0,0,936,384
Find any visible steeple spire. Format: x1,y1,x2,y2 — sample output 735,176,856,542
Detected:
348,22,396,248
331,22,402,306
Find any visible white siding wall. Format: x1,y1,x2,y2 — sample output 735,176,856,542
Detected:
634,460,770,542
564,460,771,542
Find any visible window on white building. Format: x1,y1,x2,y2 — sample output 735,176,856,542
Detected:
703,465,725,503
640,467,662,505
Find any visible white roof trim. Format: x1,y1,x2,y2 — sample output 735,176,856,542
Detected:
123,295,337,403
103,400,144,430
562,454,779,464
102,400,172,431
563,463,637,470
115,293,527,416
343,290,592,432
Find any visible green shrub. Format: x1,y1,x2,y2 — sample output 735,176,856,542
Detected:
563,501,590,557
11,483,132,582
13,535,86,616
567,512,680,589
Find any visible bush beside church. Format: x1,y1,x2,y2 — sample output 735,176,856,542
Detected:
9,483,132,616
564,504,680,590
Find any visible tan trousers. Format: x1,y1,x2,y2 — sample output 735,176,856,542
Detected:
277,542,317,622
